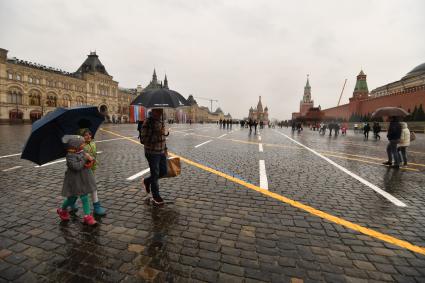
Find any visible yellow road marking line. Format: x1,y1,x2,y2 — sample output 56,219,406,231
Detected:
100,128,425,256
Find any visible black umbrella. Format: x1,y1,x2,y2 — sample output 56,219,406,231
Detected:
372,107,409,118
131,88,190,108
21,106,104,165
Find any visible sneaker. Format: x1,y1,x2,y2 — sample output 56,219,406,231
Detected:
93,202,106,216
382,161,392,166
390,165,400,169
83,215,97,226
57,208,70,221
142,178,151,194
152,196,164,206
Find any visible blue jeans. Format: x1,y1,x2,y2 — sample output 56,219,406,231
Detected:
386,140,400,165
145,153,167,199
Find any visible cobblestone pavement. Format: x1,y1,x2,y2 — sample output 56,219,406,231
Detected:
0,124,425,282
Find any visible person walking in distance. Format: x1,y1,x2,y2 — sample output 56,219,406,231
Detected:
397,122,410,166
373,122,381,140
140,109,168,205
249,119,253,134
383,116,402,169
254,120,258,135
363,122,371,140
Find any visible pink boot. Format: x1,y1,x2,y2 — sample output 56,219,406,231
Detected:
57,208,70,221
83,215,97,226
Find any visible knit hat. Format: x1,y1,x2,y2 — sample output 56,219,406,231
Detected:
62,135,84,149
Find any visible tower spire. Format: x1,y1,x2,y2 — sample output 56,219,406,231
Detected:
152,68,157,83
303,74,312,103
164,74,168,89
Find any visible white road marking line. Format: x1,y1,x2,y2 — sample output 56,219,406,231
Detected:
126,168,150,181
259,160,269,190
35,159,66,168
194,140,213,148
97,151,103,154
259,143,263,152
274,130,407,207
258,135,262,141
2,166,22,172
218,134,227,138
0,153,21,159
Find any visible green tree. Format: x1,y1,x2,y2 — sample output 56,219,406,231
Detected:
416,104,425,121
411,105,418,121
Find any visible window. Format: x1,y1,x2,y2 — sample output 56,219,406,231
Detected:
8,72,13,79
7,90,23,104
63,95,71,108
16,74,21,81
46,94,57,107
28,77,33,83
35,78,40,84
29,91,41,106
76,96,84,106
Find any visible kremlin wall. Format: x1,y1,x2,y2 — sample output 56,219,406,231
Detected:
292,62,425,123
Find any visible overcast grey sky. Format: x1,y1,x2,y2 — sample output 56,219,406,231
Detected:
1,0,424,119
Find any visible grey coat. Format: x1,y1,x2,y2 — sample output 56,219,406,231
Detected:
62,151,97,197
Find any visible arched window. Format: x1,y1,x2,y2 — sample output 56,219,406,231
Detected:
63,95,71,107
46,93,57,107
8,72,13,79
16,74,21,81
7,89,23,104
76,96,84,106
29,90,41,106
28,77,33,83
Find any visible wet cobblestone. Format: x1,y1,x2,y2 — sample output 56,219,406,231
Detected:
0,124,424,282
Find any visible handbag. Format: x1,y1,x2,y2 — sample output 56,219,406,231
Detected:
410,131,416,142
165,157,181,178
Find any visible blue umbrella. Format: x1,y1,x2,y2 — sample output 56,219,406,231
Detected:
21,106,104,165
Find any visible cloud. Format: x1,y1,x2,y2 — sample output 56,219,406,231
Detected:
1,0,424,119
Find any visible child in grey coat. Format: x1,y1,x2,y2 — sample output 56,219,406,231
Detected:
57,135,97,225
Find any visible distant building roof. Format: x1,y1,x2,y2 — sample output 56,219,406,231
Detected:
403,62,425,79
75,52,109,76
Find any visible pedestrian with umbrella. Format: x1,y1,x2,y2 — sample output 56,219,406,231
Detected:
58,135,98,225
131,87,189,205
372,107,409,169
21,106,105,224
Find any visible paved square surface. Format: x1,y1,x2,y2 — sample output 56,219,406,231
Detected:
1,124,425,282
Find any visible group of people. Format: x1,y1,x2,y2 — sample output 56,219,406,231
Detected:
317,122,347,136
383,117,413,168
361,122,382,140
57,128,106,226
218,119,233,129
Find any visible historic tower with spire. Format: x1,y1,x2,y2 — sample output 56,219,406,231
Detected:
299,75,314,116
349,70,369,101
248,96,269,123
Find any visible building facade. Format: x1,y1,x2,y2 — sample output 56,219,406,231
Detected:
184,95,228,123
0,48,135,123
248,96,269,123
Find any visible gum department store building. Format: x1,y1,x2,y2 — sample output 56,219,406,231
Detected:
0,48,136,123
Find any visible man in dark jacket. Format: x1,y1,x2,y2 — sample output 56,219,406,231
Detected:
141,109,168,205
383,116,401,169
